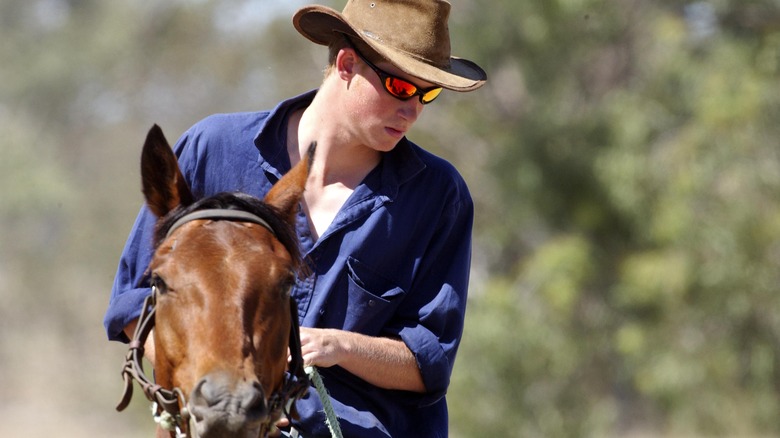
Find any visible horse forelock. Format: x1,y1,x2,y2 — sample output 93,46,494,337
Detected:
152,192,303,272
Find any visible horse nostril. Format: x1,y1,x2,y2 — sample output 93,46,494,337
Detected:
189,374,268,424
189,376,225,419
240,381,268,420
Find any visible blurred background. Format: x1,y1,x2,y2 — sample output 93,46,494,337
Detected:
2,0,779,436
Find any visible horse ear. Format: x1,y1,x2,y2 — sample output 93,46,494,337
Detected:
140,124,195,217
264,142,315,223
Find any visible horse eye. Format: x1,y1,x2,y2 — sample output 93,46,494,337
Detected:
151,275,169,294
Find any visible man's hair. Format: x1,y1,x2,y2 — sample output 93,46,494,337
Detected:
327,38,348,69
324,38,347,77
324,36,383,78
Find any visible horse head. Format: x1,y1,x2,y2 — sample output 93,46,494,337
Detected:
122,125,311,438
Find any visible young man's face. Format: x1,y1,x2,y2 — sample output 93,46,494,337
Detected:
342,49,436,152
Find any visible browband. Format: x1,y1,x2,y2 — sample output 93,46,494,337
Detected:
166,209,274,239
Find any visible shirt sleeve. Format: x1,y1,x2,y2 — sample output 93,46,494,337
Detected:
391,187,474,405
103,204,158,342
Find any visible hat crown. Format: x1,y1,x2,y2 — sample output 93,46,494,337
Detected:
342,0,452,67
293,0,486,91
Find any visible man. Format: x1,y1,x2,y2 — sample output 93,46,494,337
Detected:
104,0,487,436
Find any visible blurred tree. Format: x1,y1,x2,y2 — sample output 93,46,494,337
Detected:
445,0,780,436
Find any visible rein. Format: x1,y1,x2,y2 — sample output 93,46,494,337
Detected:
116,208,310,438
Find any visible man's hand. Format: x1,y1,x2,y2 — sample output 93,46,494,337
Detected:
297,327,426,393
270,417,289,437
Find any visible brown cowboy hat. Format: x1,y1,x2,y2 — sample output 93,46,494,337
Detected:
293,0,487,92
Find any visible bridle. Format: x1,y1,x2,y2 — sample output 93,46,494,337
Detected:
116,292,190,436
116,209,310,438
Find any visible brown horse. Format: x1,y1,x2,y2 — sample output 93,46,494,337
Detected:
116,125,311,438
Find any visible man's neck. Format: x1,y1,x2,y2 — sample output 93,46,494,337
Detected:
285,85,382,240
287,87,381,189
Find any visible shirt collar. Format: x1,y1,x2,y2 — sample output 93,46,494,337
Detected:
380,138,426,199
254,89,317,175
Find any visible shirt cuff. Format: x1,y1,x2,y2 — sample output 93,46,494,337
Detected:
397,324,451,406
103,287,152,342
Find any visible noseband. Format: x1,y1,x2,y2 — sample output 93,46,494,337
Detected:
116,209,310,437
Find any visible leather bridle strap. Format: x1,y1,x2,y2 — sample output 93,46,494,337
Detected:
166,209,274,239
116,293,187,426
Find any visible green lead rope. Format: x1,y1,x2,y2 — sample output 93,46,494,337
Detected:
305,366,344,438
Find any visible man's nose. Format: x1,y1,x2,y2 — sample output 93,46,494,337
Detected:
398,99,423,122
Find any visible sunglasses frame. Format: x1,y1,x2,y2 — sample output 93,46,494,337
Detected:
344,37,443,105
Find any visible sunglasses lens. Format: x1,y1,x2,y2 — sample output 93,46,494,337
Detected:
384,74,442,104
385,77,417,99
421,87,443,104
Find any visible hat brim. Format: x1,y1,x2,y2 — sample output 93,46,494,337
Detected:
293,6,487,92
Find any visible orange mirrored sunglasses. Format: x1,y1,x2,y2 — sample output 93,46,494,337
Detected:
345,37,443,105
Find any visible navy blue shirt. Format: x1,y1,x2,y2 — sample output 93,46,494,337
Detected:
104,90,473,437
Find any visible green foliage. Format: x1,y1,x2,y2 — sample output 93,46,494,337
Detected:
447,0,780,436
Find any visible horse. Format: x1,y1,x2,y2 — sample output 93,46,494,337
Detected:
116,125,312,438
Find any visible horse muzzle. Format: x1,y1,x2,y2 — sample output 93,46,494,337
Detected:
187,371,271,438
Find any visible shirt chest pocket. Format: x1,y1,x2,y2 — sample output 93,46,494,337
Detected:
342,256,407,334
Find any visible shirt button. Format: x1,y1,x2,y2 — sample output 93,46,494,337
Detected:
368,300,376,307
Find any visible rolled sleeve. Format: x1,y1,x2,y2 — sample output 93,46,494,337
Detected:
398,322,451,403
103,205,157,342
389,193,473,404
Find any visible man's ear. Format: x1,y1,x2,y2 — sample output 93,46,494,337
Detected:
336,47,358,79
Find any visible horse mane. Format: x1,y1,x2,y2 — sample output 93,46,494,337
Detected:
152,192,304,271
